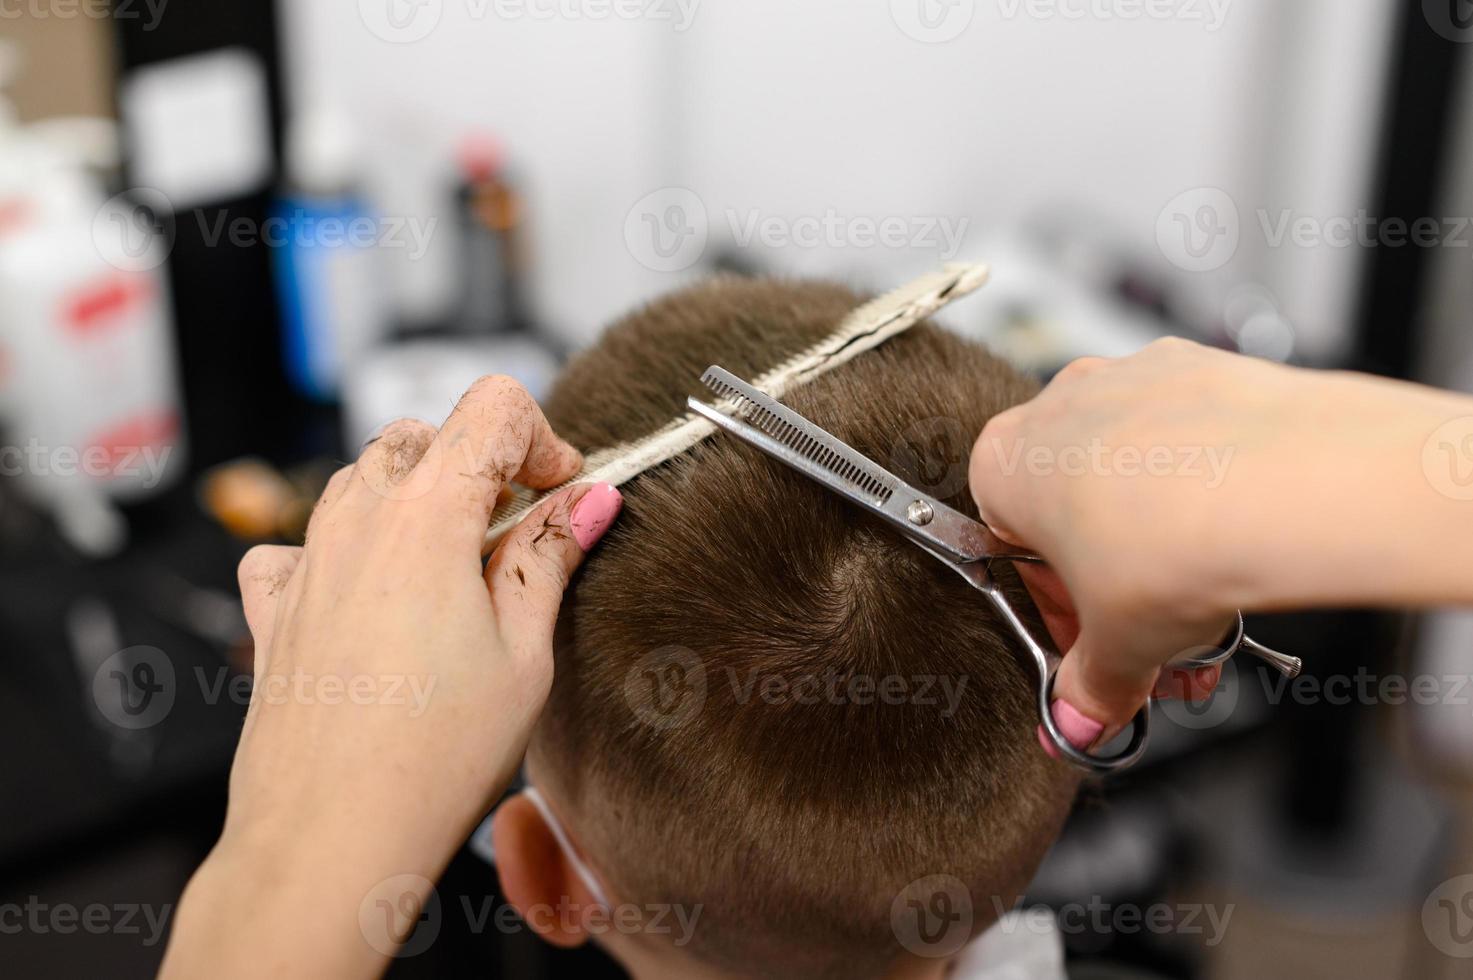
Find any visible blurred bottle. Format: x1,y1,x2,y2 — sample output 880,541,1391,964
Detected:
455,134,527,334
271,108,388,400
0,122,185,556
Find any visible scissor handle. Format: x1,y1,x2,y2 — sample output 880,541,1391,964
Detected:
1169,612,1303,678
1038,667,1150,773
974,574,1151,773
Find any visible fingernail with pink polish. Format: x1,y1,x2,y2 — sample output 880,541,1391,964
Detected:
1050,699,1104,751
570,483,623,551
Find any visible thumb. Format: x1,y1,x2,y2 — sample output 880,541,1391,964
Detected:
1046,625,1161,754
485,482,624,666
236,545,303,672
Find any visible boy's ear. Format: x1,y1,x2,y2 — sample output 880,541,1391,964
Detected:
490,793,596,949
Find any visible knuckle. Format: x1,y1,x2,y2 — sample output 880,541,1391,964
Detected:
1145,335,1192,355
463,374,532,410
317,466,353,506
1054,356,1103,382
377,417,436,444
236,545,273,588
237,545,293,597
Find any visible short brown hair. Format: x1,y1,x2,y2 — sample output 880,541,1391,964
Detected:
534,276,1078,978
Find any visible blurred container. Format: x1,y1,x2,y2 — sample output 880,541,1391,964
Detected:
454,133,527,335
272,108,388,400
0,129,185,555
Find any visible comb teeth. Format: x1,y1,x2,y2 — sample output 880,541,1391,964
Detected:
699,369,896,503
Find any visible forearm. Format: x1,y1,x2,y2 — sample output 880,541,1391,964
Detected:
1219,370,1473,612
161,810,464,979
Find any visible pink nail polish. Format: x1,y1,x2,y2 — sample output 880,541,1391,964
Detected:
1050,700,1104,751
570,483,623,551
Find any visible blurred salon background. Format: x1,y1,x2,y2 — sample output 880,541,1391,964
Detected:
2,1,1472,977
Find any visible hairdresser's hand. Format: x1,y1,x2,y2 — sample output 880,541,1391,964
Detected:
162,377,622,980
970,337,1473,746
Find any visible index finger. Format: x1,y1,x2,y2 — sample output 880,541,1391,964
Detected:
420,375,583,542
969,406,1031,544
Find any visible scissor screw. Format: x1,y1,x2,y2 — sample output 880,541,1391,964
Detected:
906,500,934,526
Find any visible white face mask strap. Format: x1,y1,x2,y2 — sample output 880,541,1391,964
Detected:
522,785,612,909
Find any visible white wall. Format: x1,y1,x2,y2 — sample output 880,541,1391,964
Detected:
278,0,1394,357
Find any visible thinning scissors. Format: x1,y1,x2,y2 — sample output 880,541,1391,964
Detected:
688,365,1301,773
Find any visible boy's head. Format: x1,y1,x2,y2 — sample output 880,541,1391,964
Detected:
492,277,1079,979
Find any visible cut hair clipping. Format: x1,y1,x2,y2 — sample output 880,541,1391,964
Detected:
482,261,992,553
